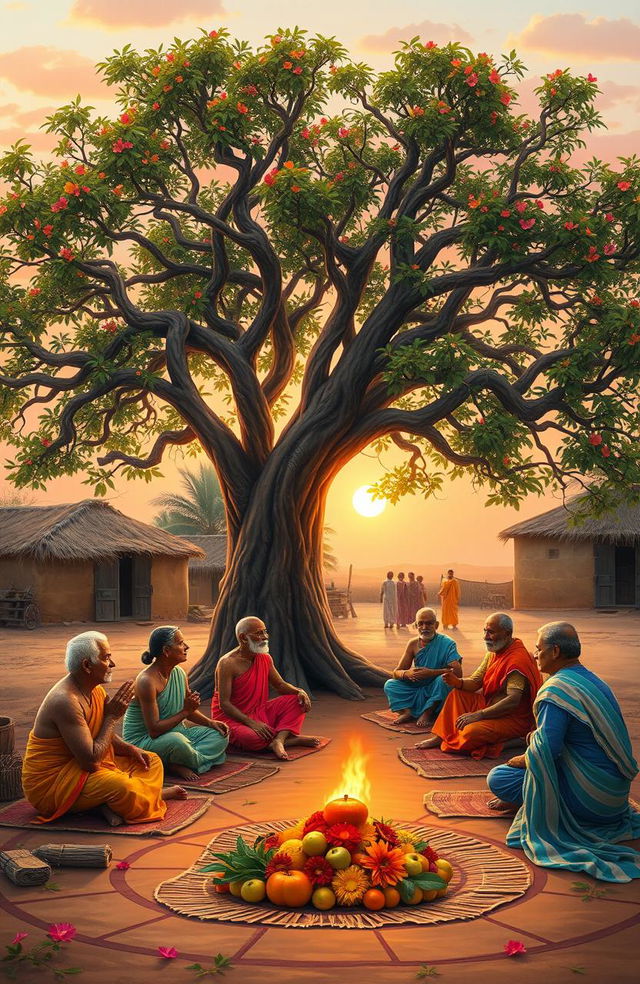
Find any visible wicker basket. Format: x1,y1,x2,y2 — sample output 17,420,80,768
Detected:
0,753,22,802
0,716,15,755
0,849,51,886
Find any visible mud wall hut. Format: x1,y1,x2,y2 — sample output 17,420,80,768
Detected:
0,501,203,623
185,535,227,607
500,497,640,610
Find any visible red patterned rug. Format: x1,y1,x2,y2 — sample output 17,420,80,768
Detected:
165,758,252,790
0,795,211,836
399,746,510,778
228,736,331,760
361,709,431,734
423,790,640,819
204,760,280,793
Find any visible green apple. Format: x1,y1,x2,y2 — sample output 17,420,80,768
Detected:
325,846,351,870
404,853,424,877
241,879,266,903
302,831,328,857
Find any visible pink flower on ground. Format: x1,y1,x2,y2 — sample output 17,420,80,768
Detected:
48,923,77,943
158,946,178,959
504,940,526,957
115,861,130,870
11,932,28,944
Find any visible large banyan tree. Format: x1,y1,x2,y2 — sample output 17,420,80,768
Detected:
0,30,639,697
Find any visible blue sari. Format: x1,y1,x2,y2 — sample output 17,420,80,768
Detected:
383,633,460,717
505,666,640,882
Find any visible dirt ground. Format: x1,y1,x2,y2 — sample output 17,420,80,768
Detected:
1,604,639,983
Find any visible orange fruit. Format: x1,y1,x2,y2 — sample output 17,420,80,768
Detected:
277,824,305,844
420,855,431,872
435,859,454,883
421,889,438,902
312,887,336,910
436,887,447,898
228,879,245,897
382,887,401,908
404,886,423,905
363,888,386,911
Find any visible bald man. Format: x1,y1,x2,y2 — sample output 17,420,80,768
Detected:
210,616,320,760
487,621,640,882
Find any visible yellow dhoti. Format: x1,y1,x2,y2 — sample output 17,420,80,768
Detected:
22,686,166,824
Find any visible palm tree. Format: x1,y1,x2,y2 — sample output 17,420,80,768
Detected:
152,462,226,535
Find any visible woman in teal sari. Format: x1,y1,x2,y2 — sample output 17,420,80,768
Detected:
123,626,229,782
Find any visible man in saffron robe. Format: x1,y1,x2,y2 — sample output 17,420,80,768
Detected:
416,613,542,758
22,632,185,826
383,608,462,727
487,622,640,882
396,572,409,627
438,569,460,629
210,616,320,760
380,570,398,628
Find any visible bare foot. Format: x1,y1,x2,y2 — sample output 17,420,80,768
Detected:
415,712,435,729
414,735,442,750
269,739,290,760
487,796,518,813
393,711,414,725
169,764,200,782
100,804,124,827
163,784,188,801
286,735,322,747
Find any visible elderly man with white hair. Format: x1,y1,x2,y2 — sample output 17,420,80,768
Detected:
210,616,319,760
22,631,185,826
415,613,542,759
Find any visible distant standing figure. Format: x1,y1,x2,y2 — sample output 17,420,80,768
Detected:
406,572,421,626
438,569,460,629
416,575,427,606
396,572,409,627
380,571,398,628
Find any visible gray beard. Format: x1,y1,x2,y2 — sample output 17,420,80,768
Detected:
248,640,269,654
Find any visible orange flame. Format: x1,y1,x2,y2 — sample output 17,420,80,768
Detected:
325,736,371,806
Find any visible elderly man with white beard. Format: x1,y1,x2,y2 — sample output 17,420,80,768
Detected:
210,616,318,760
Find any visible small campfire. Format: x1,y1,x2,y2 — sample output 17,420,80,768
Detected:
202,737,453,912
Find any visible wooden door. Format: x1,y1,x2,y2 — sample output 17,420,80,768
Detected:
94,560,119,621
132,555,152,620
594,542,615,608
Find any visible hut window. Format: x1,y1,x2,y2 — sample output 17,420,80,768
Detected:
548,548,560,559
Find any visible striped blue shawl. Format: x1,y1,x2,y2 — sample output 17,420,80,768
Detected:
506,666,640,882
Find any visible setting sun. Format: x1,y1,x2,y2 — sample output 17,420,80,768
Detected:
352,486,386,518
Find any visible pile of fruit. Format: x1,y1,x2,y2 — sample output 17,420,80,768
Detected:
201,795,453,911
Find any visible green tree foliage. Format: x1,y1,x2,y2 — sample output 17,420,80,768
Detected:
0,29,638,693
152,462,226,535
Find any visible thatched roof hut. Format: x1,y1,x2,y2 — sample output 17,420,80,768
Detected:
185,534,227,606
0,501,204,623
499,497,640,610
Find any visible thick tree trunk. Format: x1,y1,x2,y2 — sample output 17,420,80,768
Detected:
188,466,390,701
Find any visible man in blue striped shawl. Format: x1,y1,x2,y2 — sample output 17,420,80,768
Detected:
487,622,640,882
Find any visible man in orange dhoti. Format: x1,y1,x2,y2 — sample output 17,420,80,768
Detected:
22,631,185,826
438,570,460,629
211,616,320,760
416,613,542,759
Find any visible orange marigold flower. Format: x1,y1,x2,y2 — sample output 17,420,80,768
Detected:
359,840,407,887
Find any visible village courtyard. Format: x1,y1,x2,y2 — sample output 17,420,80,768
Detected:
0,603,639,983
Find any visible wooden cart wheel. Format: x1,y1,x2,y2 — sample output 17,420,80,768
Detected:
23,603,40,630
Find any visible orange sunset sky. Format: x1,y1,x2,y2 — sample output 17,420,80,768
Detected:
0,1,639,572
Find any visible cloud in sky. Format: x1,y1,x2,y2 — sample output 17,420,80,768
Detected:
360,20,473,52
0,47,107,98
514,14,640,62
69,0,224,29
0,125,55,151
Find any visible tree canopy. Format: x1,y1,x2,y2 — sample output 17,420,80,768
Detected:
0,28,639,696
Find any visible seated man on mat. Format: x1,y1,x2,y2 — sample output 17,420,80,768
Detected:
210,616,319,760
416,613,542,759
487,622,640,882
383,608,462,728
22,631,185,827
123,625,229,783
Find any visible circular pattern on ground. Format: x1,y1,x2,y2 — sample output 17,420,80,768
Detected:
154,818,531,927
